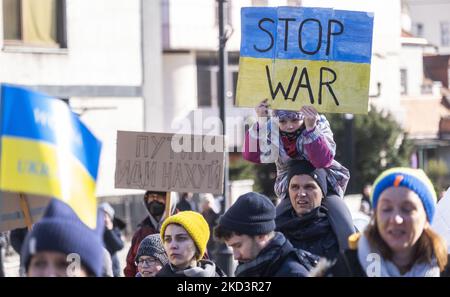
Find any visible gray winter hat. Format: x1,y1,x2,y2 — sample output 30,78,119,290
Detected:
135,234,169,266
99,202,115,219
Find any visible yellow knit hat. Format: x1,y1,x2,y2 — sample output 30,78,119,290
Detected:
160,211,210,260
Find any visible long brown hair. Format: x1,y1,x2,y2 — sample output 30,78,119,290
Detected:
365,217,448,272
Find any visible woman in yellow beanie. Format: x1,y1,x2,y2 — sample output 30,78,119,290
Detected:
156,211,226,277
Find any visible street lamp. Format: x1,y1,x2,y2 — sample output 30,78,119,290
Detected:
213,0,235,276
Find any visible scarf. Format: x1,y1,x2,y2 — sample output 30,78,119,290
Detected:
172,260,218,277
277,207,332,242
357,233,440,277
280,128,303,158
235,232,288,277
276,206,339,259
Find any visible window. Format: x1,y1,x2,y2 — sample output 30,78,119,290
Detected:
2,0,66,48
413,23,423,37
287,0,302,6
252,0,268,6
196,54,239,107
400,69,408,95
441,21,450,47
197,64,217,107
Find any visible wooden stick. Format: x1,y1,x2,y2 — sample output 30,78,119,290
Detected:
19,193,33,231
164,191,172,218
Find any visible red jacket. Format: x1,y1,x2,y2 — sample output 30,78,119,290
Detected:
123,218,158,277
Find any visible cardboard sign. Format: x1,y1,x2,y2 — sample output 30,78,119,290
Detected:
0,192,51,232
115,131,225,195
0,84,102,229
236,6,374,114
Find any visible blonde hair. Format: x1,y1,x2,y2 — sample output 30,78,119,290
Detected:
365,217,448,272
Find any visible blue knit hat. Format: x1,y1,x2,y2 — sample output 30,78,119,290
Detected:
21,199,105,276
371,167,437,223
218,192,275,236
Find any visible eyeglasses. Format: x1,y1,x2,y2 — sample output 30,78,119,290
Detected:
136,258,160,266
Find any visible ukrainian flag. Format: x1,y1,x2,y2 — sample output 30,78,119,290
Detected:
236,7,374,114
0,84,102,229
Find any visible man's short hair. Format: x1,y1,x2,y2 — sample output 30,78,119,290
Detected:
213,224,242,241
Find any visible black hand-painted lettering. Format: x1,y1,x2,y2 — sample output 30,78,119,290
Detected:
265,64,298,100
298,18,322,55
279,18,296,51
253,18,275,53
319,67,339,106
326,19,344,56
292,67,315,104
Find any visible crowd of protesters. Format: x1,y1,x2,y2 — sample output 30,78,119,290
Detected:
1,103,449,278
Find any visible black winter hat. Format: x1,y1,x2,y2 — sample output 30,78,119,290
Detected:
287,159,328,197
218,192,275,236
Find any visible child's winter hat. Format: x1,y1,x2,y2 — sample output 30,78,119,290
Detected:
21,199,105,276
160,211,210,260
371,167,437,222
99,202,115,219
273,110,303,120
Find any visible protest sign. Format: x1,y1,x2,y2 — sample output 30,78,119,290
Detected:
115,131,225,195
236,6,374,114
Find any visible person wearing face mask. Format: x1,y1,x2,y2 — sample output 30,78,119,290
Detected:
124,190,177,277
321,168,450,277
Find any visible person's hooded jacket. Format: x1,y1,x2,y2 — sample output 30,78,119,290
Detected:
123,192,178,277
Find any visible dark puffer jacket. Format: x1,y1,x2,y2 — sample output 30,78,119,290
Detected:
234,232,315,277
276,194,355,260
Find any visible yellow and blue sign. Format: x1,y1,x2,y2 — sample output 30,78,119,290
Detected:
236,7,374,114
0,84,102,229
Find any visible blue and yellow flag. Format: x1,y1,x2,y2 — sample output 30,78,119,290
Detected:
0,84,102,229
236,7,374,114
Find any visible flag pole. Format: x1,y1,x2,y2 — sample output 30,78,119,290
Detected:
164,191,172,218
19,193,33,231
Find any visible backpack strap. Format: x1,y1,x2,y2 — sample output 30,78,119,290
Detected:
322,194,356,251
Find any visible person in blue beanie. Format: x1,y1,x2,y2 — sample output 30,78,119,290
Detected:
322,168,450,277
21,199,105,277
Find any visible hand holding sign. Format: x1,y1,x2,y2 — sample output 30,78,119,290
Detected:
300,106,319,131
256,99,270,118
